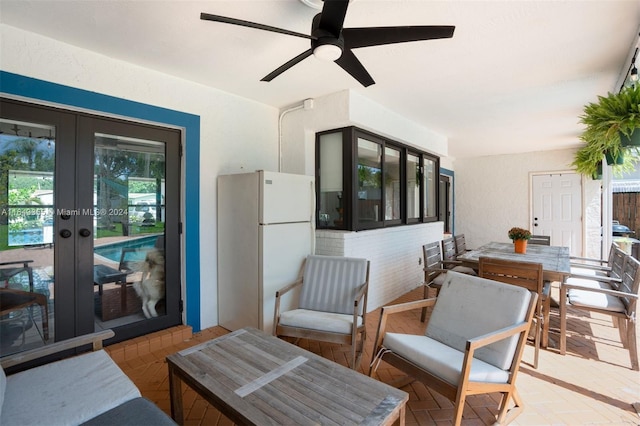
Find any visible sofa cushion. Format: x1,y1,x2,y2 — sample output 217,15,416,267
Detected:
1,350,140,426
426,271,532,371
80,397,176,425
383,333,510,385
279,309,362,334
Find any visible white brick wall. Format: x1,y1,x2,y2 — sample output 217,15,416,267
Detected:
315,222,444,311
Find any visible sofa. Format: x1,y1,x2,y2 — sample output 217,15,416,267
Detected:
0,329,176,426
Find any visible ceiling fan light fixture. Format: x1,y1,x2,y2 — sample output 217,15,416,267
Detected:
313,44,342,61
298,0,323,10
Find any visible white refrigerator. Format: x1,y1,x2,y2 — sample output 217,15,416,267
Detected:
217,170,315,333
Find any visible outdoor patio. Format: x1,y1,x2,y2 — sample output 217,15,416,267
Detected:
106,286,640,425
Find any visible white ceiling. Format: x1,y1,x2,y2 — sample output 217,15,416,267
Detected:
1,0,639,159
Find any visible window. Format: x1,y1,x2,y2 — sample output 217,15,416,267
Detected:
316,127,439,231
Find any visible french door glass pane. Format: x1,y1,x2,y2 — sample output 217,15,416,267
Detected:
384,147,401,220
93,133,166,328
0,118,55,355
357,138,382,224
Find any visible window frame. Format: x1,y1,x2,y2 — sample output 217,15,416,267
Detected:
316,126,439,231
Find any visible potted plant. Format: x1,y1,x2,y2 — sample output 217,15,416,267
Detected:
508,227,531,254
572,84,640,178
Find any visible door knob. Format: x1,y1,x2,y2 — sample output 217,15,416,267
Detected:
60,229,72,238
79,228,91,237
534,223,538,227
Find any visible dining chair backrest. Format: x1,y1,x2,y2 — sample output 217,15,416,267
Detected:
479,257,544,295
529,235,551,246
619,255,640,313
423,241,443,281
441,237,457,265
453,234,469,256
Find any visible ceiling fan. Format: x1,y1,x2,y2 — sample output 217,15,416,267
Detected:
200,0,455,87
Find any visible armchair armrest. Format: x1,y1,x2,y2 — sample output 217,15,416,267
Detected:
570,256,608,265
563,282,638,300
568,273,622,284
372,298,437,356
570,262,611,272
275,278,303,298
1,329,114,369
353,281,368,308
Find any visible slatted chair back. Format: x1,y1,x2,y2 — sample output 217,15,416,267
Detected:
453,234,469,256
423,241,444,283
619,255,640,313
479,257,544,368
441,236,458,265
299,255,369,315
529,235,551,246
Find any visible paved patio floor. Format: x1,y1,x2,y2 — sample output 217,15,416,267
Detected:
107,286,640,425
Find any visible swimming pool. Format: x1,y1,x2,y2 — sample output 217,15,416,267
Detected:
94,235,161,263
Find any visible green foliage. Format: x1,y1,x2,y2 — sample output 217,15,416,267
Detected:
508,227,532,241
573,85,640,178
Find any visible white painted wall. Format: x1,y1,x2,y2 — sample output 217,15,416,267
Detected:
316,223,444,310
1,24,279,329
454,149,601,257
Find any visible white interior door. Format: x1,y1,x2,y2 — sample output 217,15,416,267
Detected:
532,173,582,256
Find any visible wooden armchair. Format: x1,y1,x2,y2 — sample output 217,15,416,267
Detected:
454,234,471,257
273,255,370,369
569,243,619,275
479,257,546,368
560,253,640,370
370,271,537,425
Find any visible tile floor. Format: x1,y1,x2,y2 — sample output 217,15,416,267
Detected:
107,286,640,425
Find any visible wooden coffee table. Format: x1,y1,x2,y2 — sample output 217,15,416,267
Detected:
166,327,408,425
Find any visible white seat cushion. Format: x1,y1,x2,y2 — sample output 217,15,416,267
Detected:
279,309,362,334
382,333,509,385
565,276,625,312
1,350,141,426
451,265,477,276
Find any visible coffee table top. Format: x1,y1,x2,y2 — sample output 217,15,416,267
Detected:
166,327,408,426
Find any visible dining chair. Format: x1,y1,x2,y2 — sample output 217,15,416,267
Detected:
569,243,618,275
273,255,370,369
453,234,471,257
560,253,640,370
479,257,546,369
528,235,551,246
370,271,537,425
421,239,477,322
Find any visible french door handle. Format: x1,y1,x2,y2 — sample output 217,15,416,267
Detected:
79,228,92,238
60,229,72,238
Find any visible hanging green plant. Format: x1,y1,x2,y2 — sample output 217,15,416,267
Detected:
572,84,640,177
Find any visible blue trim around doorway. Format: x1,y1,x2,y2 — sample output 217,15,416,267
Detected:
0,71,202,332
440,167,455,235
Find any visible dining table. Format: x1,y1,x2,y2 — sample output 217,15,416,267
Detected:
457,241,571,283
457,241,571,349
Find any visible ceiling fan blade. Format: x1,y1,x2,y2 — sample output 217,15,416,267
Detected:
318,0,350,37
200,13,314,40
334,49,375,87
261,49,314,82
342,26,455,49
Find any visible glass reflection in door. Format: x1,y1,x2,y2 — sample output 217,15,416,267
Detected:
93,134,166,328
0,119,55,355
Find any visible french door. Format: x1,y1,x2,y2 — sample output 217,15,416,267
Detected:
0,98,181,355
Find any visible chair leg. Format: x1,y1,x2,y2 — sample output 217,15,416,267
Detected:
618,319,628,349
497,389,525,424
626,319,639,371
532,315,541,369
559,286,567,355
420,285,429,322
452,394,466,426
